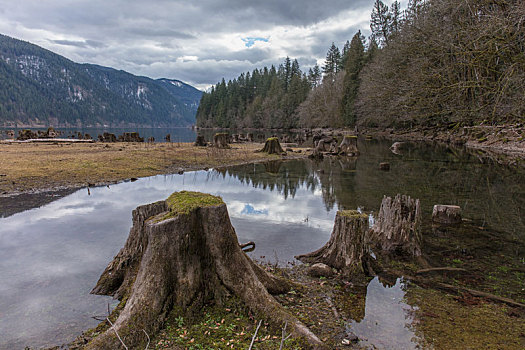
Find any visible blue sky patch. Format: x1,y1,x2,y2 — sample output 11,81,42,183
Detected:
241,204,269,215
242,37,269,48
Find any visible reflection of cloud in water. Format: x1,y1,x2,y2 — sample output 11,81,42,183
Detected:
347,277,421,349
240,204,268,216
0,169,334,349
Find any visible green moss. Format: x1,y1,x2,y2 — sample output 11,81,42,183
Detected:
157,191,224,221
266,137,279,142
344,135,358,139
338,210,368,219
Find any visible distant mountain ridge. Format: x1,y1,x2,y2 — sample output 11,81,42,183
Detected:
0,34,202,128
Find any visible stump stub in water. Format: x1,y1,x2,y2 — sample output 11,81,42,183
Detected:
339,135,359,156
432,204,461,225
213,132,230,148
88,191,323,349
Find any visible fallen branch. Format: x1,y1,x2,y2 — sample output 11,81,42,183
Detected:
106,317,128,350
416,267,468,274
249,320,263,350
279,321,292,350
325,296,340,319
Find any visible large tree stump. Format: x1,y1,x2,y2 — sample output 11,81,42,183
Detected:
369,194,422,256
339,135,359,156
295,210,371,277
213,132,230,148
88,191,323,349
258,137,285,154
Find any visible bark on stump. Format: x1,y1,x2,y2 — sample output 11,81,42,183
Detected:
258,137,285,154
370,194,422,256
213,133,230,148
339,135,359,156
194,135,207,147
432,204,462,225
88,191,323,349
295,210,371,277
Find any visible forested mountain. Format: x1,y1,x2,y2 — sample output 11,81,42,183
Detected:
197,0,524,130
0,34,202,127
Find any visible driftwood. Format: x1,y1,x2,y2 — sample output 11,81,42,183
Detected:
258,137,285,155
88,191,323,349
416,267,468,274
213,133,230,148
296,210,372,276
339,135,359,156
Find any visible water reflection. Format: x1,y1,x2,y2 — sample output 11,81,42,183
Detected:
0,139,524,348
347,277,421,349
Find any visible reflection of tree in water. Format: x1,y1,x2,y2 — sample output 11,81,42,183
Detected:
214,160,320,200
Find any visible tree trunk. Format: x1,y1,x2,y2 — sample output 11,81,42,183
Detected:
339,135,359,156
295,210,371,277
213,132,229,148
258,137,285,154
369,194,422,256
88,191,323,349
194,134,207,146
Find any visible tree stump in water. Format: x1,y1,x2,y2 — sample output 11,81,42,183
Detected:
432,204,461,225
213,132,230,148
369,194,422,256
194,134,207,146
258,137,285,154
295,210,371,277
88,191,323,349
339,135,359,156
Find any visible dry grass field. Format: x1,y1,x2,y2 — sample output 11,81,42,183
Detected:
0,142,284,194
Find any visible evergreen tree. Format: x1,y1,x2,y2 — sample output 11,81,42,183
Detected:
341,31,366,126
370,0,391,47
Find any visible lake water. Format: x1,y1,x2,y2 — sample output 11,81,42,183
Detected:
0,139,523,349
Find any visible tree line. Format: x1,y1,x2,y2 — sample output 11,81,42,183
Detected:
197,0,524,130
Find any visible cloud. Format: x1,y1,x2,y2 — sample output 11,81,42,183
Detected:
0,0,377,89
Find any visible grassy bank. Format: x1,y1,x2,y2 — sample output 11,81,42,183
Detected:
0,142,299,195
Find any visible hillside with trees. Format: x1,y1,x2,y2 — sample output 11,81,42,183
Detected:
0,34,202,128
197,0,524,130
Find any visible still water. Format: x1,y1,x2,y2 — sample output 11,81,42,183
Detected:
0,140,523,349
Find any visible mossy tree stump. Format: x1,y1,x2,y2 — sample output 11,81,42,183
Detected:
369,194,422,256
295,210,371,277
213,132,230,148
339,135,359,156
258,137,285,154
88,191,323,349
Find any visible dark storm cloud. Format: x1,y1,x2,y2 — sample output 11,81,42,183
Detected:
0,0,377,89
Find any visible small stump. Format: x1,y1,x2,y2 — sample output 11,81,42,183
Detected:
339,135,359,156
296,210,371,277
379,162,390,171
213,132,230,148
258,137,285,154
88,191,322,349
194,134,207,146
390,142,405,155
370,194,422,256
432,204,462,225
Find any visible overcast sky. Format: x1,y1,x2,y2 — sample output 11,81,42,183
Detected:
0,0,382,90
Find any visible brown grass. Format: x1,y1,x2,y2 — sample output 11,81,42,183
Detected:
0,142,285,194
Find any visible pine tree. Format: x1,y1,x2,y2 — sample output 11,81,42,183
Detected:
341,31,366,126
370,0,391,47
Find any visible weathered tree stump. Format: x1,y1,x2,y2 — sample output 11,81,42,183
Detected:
88,191,322,349
369,194,422,256
339,135,359,156
390,142,406,155
213,132,230,148
246,133,254,142
258,137,285,154
194,134,207,146
432,204,462,225
295,210,371,277
379,162,390,171
165,133,171,142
